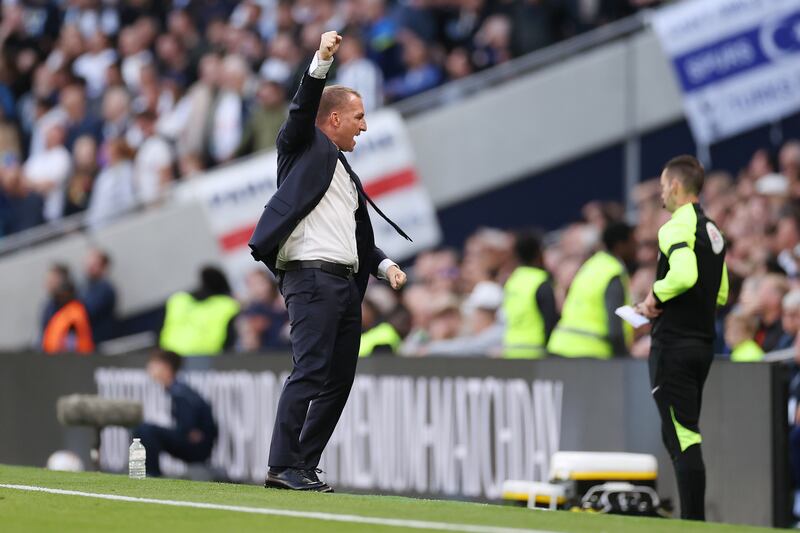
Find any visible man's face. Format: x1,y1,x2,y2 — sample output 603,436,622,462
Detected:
333,95,366,152
146,360,174,387
45,269,63,295
783,306,800,335
660,170,678,213
85,251,104,279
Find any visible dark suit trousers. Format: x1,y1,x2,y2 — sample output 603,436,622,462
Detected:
268,268,362,469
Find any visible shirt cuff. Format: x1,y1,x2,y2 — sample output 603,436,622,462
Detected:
308,52,333,79
377,258,397,280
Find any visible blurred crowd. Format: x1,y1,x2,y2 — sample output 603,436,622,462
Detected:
42,140,800,361
0,0,663,237
38,137,800,362
352,138,800,361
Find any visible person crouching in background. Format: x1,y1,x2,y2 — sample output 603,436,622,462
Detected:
133,350,217,477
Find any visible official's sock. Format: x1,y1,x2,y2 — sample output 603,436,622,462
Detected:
673,444,706,521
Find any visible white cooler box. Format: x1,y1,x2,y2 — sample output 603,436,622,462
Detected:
502,451,669,517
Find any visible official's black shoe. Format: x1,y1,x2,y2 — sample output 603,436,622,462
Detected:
264,468,327,491
304,468,334,493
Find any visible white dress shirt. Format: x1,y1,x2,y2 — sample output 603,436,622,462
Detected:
277,53,396,278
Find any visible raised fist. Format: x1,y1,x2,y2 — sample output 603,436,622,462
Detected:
319,31,342,61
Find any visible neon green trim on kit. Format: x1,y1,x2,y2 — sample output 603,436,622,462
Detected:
670,406,702,452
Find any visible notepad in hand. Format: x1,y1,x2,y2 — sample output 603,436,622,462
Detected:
615,305,650,328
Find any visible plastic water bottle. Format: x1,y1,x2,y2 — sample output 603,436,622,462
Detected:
128,438,146,479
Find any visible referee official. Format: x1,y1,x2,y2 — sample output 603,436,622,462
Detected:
635,155,729,521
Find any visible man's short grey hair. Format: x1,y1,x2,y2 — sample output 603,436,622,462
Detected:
783,289,800,311
317,85,361,122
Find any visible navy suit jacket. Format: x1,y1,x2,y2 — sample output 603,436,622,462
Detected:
248,71,387,299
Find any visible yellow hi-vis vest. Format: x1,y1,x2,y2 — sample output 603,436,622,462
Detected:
503,266,549,358
159,292,240,356
547,251,632,359
730,339,765,362
359,322,402,357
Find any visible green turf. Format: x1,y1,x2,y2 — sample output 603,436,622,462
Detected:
0,464,781,533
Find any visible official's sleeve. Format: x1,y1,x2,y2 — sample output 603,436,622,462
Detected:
653,219,698,305
535,281,558,342
604,275,628,356
370,246,388,277
717,262,729,307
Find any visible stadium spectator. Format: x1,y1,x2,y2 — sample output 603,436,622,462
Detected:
549,222,636,358
22,121,71,223
162,52,220,159
132,110,173,205
80,248,117,344
73,32,117,101
503,229,557,358
0,163,43,235
754,273,790,352
384,30,442,102
159,266,240,357
60,82,102,150
63,135,98,216
776,205,800,278
725,311,764,362
99,85,133,148
119,25,153,94
780,140,800,184
782,290,800,349
41,263,71,333
133,349,218,477
41,269,94,355
424,281,505,357
235,78,287,158
85,139,136,228
208,54,251,164
427,295,463,345
360,305,412,357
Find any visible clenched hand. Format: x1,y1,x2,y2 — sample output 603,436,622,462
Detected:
319,31,342,61
387,265,407,290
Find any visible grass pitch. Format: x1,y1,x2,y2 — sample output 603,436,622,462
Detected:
0,464,780,533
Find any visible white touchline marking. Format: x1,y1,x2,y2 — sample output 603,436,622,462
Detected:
0,484,558,533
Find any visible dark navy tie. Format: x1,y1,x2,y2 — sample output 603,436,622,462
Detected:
337,151,412,242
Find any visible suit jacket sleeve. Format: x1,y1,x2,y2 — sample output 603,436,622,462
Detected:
371,246,388,277
276,71,326,153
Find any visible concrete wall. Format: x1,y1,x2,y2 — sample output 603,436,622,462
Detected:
408,30,684,208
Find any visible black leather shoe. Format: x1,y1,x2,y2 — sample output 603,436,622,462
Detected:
304,468,334,493
264,468,327,491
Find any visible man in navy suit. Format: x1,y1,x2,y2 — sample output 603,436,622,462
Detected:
249,31,410,492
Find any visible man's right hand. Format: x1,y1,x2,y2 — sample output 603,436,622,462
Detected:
319,31,342,61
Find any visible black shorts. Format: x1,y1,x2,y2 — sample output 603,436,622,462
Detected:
649,342,714,457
